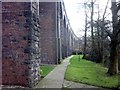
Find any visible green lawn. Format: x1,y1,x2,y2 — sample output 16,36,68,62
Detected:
65,55,120,89
40,65,55,77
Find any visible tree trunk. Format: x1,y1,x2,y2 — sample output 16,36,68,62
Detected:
90,1,95,61
96,22,102,63
119,45,120,71
96,3,102,63
83,3,87,59
107,0,119,75
83,24,87,59
107,40,119,75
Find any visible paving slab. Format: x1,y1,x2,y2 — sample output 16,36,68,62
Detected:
35,56,73,88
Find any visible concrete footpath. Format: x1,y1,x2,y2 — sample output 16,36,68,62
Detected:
35,56,73,88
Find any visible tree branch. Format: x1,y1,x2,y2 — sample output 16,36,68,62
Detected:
103,35,109,39
104,29,112,38
104,13,111,20
93,0,97,4
102,0,110,20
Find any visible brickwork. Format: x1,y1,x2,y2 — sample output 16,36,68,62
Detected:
39,2,57,64
39,1,79,64
2,2,40,87
60,15,66,59
1,0,79,87
61,16,67,58
60,1,79,59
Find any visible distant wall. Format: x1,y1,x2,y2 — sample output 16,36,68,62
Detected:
39,2,57,64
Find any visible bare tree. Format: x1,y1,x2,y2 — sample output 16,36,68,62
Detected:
90,0,95,61
107,0,120,75
83,3,88,59
100,0,110,63
96,2,102,63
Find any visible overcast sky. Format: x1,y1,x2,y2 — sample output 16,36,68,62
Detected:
63,0,113,37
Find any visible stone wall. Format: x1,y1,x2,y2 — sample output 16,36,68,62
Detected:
2,2,40,87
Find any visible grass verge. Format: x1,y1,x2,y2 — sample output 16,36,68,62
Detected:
65,55,120,89
40,65,55,77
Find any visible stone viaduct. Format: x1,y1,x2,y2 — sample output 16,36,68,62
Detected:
1,0,79,87
39,1,79,64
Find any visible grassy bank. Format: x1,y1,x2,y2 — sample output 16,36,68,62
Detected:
65,55,120,89
40,65,55,77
